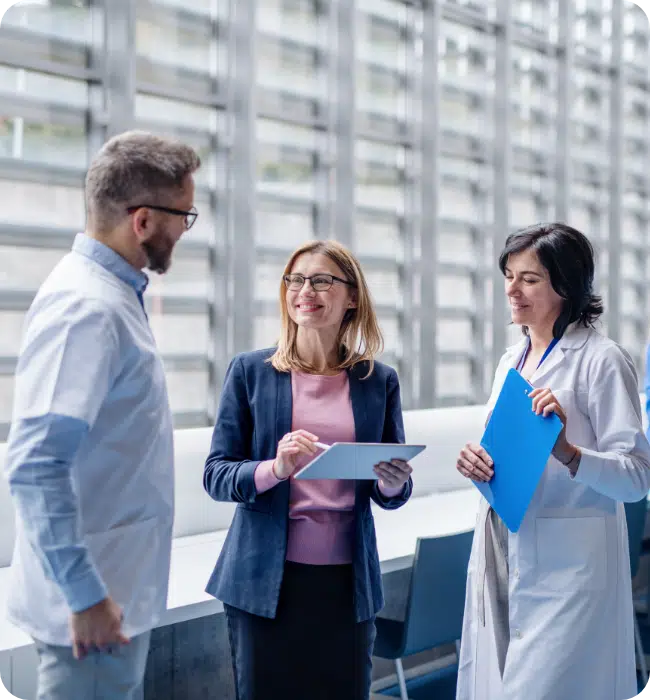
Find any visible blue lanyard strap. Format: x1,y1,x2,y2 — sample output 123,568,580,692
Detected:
517,337,559,372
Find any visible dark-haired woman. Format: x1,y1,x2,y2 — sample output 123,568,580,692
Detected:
455,223,650,700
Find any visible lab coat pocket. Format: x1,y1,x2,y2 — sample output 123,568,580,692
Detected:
535,516,607,592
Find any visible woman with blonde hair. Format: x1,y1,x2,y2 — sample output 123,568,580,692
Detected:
203,240,413,700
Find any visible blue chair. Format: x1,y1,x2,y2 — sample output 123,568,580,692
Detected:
625,498,649,687
373,530,474,700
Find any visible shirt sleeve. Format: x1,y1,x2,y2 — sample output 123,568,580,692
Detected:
572,344,650,502
4,293,120,613
254,459,283,494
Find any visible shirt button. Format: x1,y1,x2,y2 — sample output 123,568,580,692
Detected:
514,568,520,579
513,628,522,639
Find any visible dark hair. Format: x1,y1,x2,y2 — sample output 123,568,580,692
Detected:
498,222,604,339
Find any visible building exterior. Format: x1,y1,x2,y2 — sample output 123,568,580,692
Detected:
0,0,648,439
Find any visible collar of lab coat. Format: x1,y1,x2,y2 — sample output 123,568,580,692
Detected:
504,322,591,385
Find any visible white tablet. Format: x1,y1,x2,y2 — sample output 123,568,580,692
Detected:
294,442,426,480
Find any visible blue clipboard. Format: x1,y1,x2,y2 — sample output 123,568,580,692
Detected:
295,443,426,480
476,368,563,532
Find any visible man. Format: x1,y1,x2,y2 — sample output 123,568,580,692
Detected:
3,131,201,699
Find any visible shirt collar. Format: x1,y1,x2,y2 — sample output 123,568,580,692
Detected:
72,233,149,296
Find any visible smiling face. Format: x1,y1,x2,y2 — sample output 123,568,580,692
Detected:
285,252,357,332
504,247,564,331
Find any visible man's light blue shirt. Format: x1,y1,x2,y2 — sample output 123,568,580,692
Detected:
4,234,175,644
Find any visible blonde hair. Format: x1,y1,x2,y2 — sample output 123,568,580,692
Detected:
269,240,384,378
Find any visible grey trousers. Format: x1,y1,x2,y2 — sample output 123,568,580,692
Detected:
485,507,510,678
33,631,151,700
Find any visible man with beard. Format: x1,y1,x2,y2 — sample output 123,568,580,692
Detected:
3,131,201,700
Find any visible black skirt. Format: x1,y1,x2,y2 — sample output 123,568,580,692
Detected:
224,561,376,700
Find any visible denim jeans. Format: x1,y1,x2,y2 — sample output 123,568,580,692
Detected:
33,630,151,700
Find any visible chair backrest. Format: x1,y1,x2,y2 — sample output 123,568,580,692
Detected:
625,498,648,579
402,530,474,657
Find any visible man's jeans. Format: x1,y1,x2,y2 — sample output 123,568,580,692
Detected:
33,631,151,700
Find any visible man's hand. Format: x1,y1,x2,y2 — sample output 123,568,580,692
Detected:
69,597,130,660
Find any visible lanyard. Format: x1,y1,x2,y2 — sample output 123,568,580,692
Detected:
516,336,559,373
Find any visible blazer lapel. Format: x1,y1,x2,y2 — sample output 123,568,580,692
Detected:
275,370,293,448
347,364,370,443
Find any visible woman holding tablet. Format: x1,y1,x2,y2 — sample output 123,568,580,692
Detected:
203,240,413,700
455,223,650,700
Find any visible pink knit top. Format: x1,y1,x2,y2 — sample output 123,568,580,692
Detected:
254,371,400,565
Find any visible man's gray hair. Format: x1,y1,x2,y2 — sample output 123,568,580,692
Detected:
85,130,201,232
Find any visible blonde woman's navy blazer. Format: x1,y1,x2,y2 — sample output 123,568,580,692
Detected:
203,348,412,622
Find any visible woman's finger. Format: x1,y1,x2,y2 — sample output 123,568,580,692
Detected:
458,456,492,481
389,459,412,473
474,447,493,467
293,429,319,442
290,435,319,453
462,451,493,479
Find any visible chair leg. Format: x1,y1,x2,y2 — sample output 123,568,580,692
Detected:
635,613,649,687
395,658,409,700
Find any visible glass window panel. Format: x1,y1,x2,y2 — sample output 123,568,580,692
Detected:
439,228,475,265
356,215,402,259
2,1,95,45
441,90,488,136
0,180,84,229
0,312,26,356
0,245,65,291
437,275,473,307
0,67,88,108
574,3,613,62
365,268,401,306
255,260,284,301
621,283,641,313
165,369,209,414
136,11,222,79
624,4,650,65
256,203,314,249
135,94,222,133
257,0,324,47
356,140,405,211
0,376,14,424
378,313,400,354
572,69,611,128
357,64,407,119
151,0,227,19
621,250,643,278
257,120,318,200
622,212,648,246
439,180,478,220
437,319,473,352
440,23,495,92
0,116,87,169
513,0,559,41
257,36,322,100
149,313,210,355
357,9,407,71
620,321,639,358
146,257,211,299
254,316,280,350
436,362,472,397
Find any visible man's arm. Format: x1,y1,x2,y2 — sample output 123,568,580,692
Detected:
5,294,120,614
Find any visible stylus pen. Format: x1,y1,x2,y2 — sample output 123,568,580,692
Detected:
313,441,331,451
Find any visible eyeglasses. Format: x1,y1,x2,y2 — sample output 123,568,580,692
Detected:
283,273,356,292
126,204,198,230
